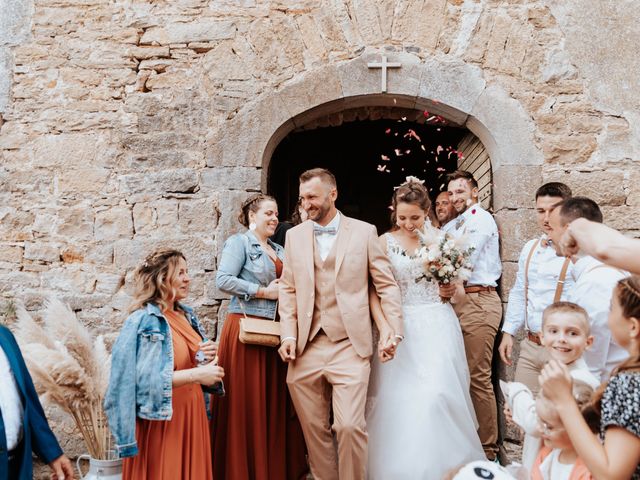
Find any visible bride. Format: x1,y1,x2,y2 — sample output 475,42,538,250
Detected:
367,178,485,479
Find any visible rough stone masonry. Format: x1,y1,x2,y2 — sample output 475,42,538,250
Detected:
1,0,640,459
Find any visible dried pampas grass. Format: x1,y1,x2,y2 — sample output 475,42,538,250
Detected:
14,298,112,459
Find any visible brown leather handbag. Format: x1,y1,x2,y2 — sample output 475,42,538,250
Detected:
238,301,281,347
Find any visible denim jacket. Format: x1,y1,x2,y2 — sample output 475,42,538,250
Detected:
216,231,284,319
104,302,207,458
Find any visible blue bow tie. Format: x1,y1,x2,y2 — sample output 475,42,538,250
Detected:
314,225,337,236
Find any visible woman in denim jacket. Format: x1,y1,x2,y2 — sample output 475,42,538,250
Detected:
211,194,308,480
105,249,224,480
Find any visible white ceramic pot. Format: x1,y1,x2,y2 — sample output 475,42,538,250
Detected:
76,455,122,480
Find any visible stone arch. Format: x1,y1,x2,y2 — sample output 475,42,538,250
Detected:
207,49,542,200
208,50,544,261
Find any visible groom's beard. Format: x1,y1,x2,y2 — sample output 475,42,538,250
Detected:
306,202,331,222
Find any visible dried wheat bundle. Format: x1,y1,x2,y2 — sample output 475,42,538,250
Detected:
14,300,112,459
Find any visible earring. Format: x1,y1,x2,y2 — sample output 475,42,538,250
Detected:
249,222,257,231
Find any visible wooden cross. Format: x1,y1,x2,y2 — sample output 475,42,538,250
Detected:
367,55,401,93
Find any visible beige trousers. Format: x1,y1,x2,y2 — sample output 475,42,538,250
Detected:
286,334,370,480
514,337,549,397
454,290,503,460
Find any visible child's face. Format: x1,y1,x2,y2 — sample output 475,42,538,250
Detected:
541,312,593,365
536,398,573,450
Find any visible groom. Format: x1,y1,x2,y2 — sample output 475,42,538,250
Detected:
278,168,403,480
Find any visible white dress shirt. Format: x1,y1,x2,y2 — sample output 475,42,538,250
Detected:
313,211,341,261
0,344,24,450
503,237,575,336
567,255,629,381
443,203,501,286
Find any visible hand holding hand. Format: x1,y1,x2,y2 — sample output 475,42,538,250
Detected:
539,359,573,404
49,454,75,480
498,333,514,366
198,340,218,363
196,359,225,386
262,279,280,300
278,338,296,362
377,327,395,363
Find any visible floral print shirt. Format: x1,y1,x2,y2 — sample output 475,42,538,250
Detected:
600,371,640,480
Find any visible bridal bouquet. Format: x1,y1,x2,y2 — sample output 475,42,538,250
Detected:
415,227,475,302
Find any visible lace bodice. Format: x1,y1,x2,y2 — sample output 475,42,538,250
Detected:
385,233,442,306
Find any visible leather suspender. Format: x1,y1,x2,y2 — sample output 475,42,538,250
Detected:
553,258,571,303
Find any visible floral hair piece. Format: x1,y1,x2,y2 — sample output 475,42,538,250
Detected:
394,175,426,190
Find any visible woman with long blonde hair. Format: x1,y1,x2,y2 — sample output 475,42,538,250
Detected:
105,249,224,480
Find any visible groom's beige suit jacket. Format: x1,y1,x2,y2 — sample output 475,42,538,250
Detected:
279,215,403,358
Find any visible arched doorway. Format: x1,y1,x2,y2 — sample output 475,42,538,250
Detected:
267,105,493,233
209,52,543,266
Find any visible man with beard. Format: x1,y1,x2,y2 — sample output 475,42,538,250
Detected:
434,191,457,228
278,168,403,480
547,196,628,380
498,182,574,396
444,170,502,461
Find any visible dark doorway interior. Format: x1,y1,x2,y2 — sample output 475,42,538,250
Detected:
268,117,467,233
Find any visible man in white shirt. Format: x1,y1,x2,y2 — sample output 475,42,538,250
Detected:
498,182,574,396
547,196,628,381
445,170,502,461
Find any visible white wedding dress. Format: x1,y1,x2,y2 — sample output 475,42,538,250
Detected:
367,232,485,480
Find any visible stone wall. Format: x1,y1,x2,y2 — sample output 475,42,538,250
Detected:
1,0,640,452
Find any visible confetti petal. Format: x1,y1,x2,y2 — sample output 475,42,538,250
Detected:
385,128,391,134
436,167,446,172
423,110,430,117
436,145,444,155
381,154,390,161
421,145,426,151
394,149,403,156
404,129,422,142
405,149,411,154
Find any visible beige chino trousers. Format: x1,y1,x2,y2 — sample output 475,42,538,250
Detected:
454,290,503,460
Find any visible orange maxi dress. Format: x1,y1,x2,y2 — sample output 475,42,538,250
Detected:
211,257,309,480
123,308,213,480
